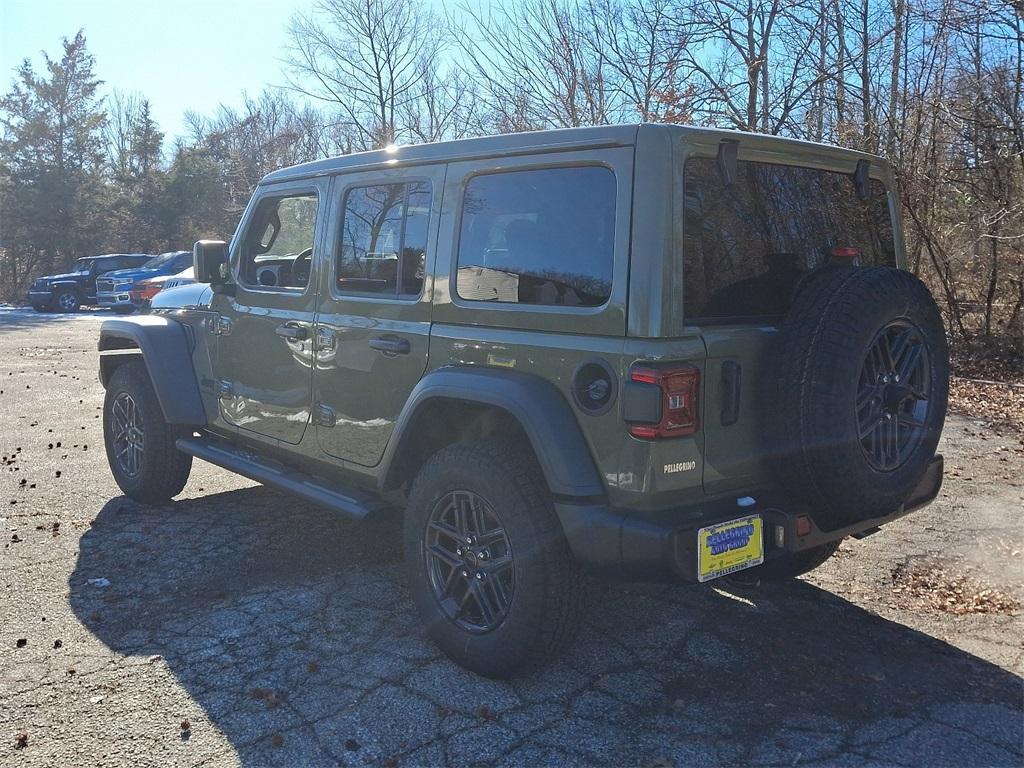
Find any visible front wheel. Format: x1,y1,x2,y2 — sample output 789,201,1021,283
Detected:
50,289,80,313
403,440,584,678
103,360,192,504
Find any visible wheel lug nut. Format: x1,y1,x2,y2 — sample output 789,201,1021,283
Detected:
460,569,469,578
456,548,463,556
475,572,484,580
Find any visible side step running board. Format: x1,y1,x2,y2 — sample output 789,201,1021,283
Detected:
176,436,383,520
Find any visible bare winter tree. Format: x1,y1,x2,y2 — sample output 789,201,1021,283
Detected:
400,60,481,143
106,90,143,182
583,0,694,122
451,0,695,130
285,0,445,148
684,0,831,134
450,0,615,130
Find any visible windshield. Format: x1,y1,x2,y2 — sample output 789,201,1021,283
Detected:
142,252,179,270
682,158,895,320
69,259,92,274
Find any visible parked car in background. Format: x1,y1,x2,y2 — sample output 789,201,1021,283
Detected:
26,253,150,312
131,267,196,309
96,251,193,313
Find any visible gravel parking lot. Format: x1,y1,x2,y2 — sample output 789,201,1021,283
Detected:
1,309,1022,767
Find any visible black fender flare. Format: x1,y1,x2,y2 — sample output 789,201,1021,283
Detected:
98,316,206,425
380,367,604,498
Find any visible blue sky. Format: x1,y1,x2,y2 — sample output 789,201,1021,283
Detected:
0,0,318,139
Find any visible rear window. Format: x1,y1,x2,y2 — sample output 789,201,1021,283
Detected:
682,158,895,321
456,166,615,307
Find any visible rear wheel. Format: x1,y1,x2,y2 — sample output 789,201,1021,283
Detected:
103,360,192,504
403,440,584,678
31,303,48,313
51,288,80,313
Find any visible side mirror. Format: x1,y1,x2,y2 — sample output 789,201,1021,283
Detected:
193,240,230,285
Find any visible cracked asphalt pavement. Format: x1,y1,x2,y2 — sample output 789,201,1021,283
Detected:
1,309,1022,767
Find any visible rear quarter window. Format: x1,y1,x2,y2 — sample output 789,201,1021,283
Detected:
682,158,895,321
456,166,615,307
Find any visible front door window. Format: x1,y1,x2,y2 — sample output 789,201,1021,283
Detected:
240,194,319,290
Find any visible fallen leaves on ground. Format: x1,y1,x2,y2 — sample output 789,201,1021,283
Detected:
949,342,1024,431
949,378,1024,432
890,558,1020,615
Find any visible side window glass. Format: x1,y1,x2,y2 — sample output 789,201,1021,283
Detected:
455,166,615,307
337,181,431,298
240,193,318,289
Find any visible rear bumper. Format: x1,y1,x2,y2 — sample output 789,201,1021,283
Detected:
555,454,944,582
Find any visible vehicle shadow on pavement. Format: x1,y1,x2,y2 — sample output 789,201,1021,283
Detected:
71,488,1023,767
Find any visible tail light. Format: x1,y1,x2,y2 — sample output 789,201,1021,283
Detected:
626,364,700,439
831,246,860,263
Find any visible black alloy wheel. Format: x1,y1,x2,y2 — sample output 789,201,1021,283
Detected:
856,319,931,471
110,391,145,477
424,489,515,633
53,289,80,312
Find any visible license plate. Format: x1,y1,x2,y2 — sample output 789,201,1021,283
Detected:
697,514,764,583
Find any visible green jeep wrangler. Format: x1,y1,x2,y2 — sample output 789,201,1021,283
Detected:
98,124,948,678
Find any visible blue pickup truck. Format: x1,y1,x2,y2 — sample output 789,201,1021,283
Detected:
27,253,151,312
95,251,193,313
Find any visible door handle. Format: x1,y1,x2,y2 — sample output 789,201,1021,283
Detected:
275,323,308,341
720,360,742,426
368,336,410,355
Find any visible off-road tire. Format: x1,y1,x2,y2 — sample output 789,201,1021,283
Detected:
50,288,80,313
403,439,585,678
31,303,48,313
103,360,192,504
726,539,841,587
766,266,948,530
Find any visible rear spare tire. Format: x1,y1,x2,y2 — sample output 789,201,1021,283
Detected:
766,266,948,530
